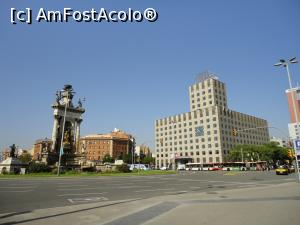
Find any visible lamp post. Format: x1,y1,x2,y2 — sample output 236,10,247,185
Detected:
57,90,69,176
240,148,244,162
171,120,176,171
274,57,300,182
130,137,135,165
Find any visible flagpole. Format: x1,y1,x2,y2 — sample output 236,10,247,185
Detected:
57,91,68,176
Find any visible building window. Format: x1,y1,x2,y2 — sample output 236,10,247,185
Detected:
195,126,204,137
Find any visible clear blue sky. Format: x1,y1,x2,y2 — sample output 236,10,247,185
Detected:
1,0,300,151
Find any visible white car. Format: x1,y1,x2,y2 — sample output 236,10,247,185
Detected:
160,166,168,170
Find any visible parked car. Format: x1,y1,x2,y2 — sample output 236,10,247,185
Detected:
275,165,289,175
129,164,149,171
160,166,168,170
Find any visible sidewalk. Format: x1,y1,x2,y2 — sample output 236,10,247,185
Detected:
1,182,299,225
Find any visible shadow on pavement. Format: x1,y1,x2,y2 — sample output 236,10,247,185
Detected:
0,199,141,225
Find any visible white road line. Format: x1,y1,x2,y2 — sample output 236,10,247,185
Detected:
57,183,87,185
57,187,98,191
238,184,258,188
196,179,260,185
189,186,206,189
165,191,188,194
58,192,107,197
145,181,169,184
68,196,108,204
134,188,174,193
116,186,150,189
0,186,37,189
57,185,88,188
0,190,33,193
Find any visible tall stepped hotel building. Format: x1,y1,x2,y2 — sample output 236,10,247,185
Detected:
155,74,269,168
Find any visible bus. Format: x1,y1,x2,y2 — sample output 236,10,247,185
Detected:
185,163,222,171
185,163,202,171
222,162,246,171
222,161,268,171
182,161,268,172
205,163,223,171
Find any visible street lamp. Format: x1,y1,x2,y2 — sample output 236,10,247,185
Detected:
274,57,300,182
57,90,69,176
171,120,176,171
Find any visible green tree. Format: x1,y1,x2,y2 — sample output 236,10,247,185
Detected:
141,156,155,164
102,154,114,163
18,153,32,164
227,142,290,166
122,153,133,164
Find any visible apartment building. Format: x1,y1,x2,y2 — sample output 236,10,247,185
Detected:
79,129,134,161
286,87,300,140
155,74,269,168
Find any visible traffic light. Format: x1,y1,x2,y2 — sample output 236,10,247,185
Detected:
232,128,238,136
288,149,293,158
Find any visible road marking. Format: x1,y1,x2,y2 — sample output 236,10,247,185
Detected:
0,186,37,189
224,172,239,176
0,190,33,193
58,187,98,191
134,188,174,193
164,191,188,194
57,185,88,188
116,186,150,189
58,192,107,197
68,196,108,204
189,186,215,190
145,181,169,184
195,179,259,185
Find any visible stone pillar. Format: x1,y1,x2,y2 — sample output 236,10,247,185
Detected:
51,116,59,151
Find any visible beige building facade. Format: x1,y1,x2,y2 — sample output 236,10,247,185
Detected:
79,129,134,162
155,75,269,168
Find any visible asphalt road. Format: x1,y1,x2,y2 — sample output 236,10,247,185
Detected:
0,171,296,214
